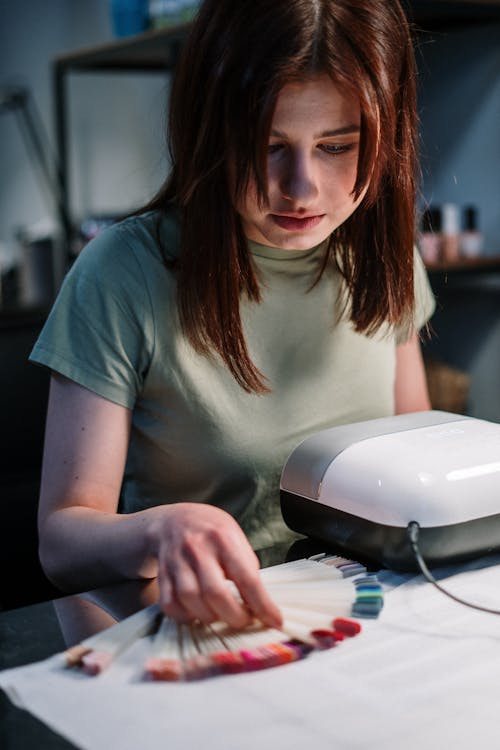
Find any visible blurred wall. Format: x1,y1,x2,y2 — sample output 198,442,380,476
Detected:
417,24,500,253
416,23,500,422
0,0,169,260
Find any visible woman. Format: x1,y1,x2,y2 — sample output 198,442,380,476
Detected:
33,0,434,629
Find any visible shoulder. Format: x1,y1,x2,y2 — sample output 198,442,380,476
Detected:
61,210,181,317
47,209,182,340
72,210,179,281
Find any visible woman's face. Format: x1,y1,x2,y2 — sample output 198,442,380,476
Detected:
235,74,367,250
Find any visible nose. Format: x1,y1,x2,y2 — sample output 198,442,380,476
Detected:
277,150,319,207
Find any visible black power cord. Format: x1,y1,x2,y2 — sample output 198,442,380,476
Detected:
407,521,500,616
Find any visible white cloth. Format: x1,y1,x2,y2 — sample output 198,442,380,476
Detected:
3,556,500,750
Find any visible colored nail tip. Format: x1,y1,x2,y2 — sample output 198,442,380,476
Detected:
239,649,266,670
352,609,383,619
64,645,91,667
82,662,101,677
280,642,306,660
144,657,184,681
184,655,220,681
331,630,345,641
253,647,282,669
151,673,183,682
283,639,314,657
249,654,283,670
332,618,362,636
355,585,380,592
355,588,383,596
355,580,382,589
210,652,235,664
267,643,297,664
355,584,381,591
355,591,384,602
355,594,383,603
355,599,383,609
352,601,383,615
310,629,339,649
240,644,299,671
81,651,112,675
340,568,368,578
342,571,366,578
210,652,246,675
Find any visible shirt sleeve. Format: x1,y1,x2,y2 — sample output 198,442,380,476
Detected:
395,249,436,345
29,223,154,409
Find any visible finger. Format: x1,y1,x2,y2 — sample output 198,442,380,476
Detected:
159,568,194,624
161,590,192,624
195,556,254,629
157,548,204,623
222,553,283,629
157,558,187,621
168,561,219,625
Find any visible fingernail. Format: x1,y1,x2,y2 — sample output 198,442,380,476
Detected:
263,613,283,629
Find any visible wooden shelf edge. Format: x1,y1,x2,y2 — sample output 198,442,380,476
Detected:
425,255,500,273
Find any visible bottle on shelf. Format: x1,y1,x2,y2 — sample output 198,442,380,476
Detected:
179,0,200,21
148,0,187,28
110,0,149,37
418,206,442,265
460,205,484,258
441,203,461,263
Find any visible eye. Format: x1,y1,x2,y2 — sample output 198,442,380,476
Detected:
268,143,284,155
319,143,356,155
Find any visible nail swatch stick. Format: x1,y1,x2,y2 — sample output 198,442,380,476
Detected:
67,557,383,681
64,602,161,674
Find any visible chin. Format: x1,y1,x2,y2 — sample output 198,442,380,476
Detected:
267,227,333,251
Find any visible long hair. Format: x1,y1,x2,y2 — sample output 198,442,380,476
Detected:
145,0,419,393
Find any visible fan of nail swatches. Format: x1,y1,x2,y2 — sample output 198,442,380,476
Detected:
64,555,383,681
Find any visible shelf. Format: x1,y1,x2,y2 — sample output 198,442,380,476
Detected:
426,255,500,293
53,1,500,75
425,255,500,274
407,0,500,30
53,24,191,74
0,305,49,330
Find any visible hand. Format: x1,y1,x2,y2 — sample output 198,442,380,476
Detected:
146,503,283,630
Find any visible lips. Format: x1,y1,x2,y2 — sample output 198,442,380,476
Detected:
271,214,325,231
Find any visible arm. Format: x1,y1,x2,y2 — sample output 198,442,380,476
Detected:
38,373,281,629
38,373,157,587
394,333,431,414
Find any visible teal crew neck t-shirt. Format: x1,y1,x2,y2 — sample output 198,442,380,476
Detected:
30,211,435,550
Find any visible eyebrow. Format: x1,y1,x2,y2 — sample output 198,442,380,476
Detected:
270,125,361,138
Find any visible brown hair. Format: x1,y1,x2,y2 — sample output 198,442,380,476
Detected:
146,0,419,393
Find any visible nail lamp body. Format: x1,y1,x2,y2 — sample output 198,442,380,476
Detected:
280,411,500,571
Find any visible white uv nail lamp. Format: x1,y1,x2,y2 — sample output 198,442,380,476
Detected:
280,411,500,571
